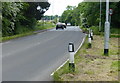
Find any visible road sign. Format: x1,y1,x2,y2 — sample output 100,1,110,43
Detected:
109,8,113,16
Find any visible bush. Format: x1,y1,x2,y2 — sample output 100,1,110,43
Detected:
35,21,55,30
80,26,101,35
15,23,31,34
90,26,101,35
110,28,119,34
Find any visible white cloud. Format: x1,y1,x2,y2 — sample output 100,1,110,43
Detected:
44,0,84,16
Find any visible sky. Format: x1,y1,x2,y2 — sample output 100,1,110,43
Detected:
44,0,84,16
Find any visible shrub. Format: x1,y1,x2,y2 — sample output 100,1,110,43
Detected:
90,26,101,35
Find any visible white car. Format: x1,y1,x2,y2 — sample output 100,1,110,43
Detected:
67,23,71,26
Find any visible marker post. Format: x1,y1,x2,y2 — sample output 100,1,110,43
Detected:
90,29,93,40
68,42,75,72
88,29,92,48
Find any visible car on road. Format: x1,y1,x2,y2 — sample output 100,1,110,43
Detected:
56,22,65,30
67,23,71,26
62,23,66,29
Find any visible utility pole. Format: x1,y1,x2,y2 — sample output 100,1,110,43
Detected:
99,0,102,32
104,0,110,56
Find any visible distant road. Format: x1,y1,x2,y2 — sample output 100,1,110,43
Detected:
2,26,85,81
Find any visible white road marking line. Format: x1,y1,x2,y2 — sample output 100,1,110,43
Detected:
2,41,11,45
50,34,87,76
50,59,69,76
75,34,87,54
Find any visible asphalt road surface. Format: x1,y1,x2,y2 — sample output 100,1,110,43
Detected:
2,26,85,81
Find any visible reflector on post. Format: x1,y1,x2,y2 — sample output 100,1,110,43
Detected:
68,42,74,52
109,8,113,16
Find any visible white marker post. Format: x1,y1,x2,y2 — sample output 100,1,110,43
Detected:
88,29,92,48
68,42,75,72
91,29,93,40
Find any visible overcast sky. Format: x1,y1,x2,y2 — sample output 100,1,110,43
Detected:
44,0,84,16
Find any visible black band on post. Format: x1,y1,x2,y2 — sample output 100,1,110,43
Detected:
69,63,75,72
104,49,109,56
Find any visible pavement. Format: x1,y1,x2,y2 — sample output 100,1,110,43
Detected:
2,26,85,81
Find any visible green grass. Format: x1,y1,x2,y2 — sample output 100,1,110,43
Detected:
53,72,61,81
80,26,120,38
1,32,35,42
90,26,101,35
53,61,69,81
1,22,55,42
35,21,55,30
110,34,120,38
111,61,120,71
110,28,119,34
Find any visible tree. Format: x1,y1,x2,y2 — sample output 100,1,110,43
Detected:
2,2,24,36
60,1,120,30
2,2,50,37
60,6,76,25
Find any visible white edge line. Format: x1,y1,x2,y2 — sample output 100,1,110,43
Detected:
50,34,87,76
2,41,11,45
50,59,69,76
75,34,87,54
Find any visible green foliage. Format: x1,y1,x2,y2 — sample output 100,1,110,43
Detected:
60,2,120,33
2,2,23,36
35,21,55,30
110,2,120,28
110,28,119,34
53,72,61,81
2,2,50,37
110,34,120,38
53,61,71,81
15,23,30,34
90,26,101,35
59,6,77,25
1,21,55,42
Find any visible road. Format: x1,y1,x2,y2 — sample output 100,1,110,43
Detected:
2,26,85,81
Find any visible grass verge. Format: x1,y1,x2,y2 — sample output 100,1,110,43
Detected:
1,32,35,42
53,35,119,81
35,21,55,30
1,22,55,42
80,26,120,38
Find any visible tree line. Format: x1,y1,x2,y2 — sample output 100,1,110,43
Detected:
60,2,120,31
2,2,50,37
